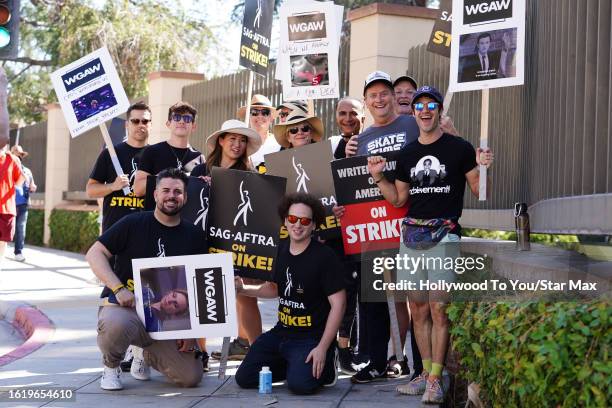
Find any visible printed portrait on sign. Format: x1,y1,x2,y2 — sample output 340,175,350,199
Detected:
410,155,447,187
71,83,118,123
290,54,329,87
139,265,192,333
458,28,517,83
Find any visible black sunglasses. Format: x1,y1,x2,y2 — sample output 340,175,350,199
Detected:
129,118,151,125
288,125,311,134
250,109,271,117
171,113,194,123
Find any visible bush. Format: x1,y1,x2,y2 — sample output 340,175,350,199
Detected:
25,209,44,246
49,209,99,253
448,301,610,407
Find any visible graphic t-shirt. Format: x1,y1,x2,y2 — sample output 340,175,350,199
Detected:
0,153,23,216
139,141,203,175
272,240,344,339
98,211,208,298
356,115,419,157
395,133,477,220
90,142,145,232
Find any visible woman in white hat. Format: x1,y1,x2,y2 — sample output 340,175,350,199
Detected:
272,111,324,149
191,119,262,177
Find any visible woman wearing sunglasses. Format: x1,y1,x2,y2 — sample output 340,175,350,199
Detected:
272,111,324,149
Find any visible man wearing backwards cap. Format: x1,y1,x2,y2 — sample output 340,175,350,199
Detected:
368,85,493,404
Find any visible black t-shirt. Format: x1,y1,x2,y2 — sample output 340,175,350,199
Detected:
396,133,477,219
139,141,203,175
272,240,344,339
333,137,349,160
191,163,209,178
98,212,208,298
90,142,146,232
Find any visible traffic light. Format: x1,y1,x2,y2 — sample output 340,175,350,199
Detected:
0,0,19,59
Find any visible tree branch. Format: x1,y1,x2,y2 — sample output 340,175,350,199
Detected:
6,57,53,67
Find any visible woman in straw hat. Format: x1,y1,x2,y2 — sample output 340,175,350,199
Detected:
192,119,266,362
272,110,324,149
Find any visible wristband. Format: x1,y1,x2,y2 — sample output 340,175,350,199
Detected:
111,284,125,295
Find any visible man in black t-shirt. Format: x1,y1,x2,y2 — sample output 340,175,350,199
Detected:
87,102,151,232
133,101,204,196
86,168,208,391
368,86,494,404
234,193,346,395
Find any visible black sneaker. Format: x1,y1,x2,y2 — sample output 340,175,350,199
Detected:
323,347,339,387
211,338,249,360
195,350,210,372
338,346,357,375
386,355,409,378
119,346,134,373
350,363,386,384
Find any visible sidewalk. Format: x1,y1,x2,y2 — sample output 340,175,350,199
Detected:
0,246,427,408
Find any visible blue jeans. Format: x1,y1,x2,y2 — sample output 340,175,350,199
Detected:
13,204,28,255
235,329,336,394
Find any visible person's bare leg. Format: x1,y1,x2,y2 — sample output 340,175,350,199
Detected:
429,301,449,380
409,299,432,370
237,294,262,344
196,338,206,352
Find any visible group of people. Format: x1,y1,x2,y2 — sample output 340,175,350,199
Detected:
39,63,491,405
0,67,37,270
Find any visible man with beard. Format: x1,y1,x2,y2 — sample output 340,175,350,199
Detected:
86,168,208,391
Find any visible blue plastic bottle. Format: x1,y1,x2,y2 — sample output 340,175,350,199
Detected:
258,366,272,394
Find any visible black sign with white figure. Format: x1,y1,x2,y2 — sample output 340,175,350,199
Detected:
207,168,287,281
239,0,274,76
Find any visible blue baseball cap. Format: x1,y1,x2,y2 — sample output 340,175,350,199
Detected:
411,86,444,107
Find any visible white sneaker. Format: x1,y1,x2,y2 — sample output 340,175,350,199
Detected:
14,254,25,262
101,365,123,390
130,346,150,381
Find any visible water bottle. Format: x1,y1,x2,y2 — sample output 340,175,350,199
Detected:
514,203,531,251
258,366,272,394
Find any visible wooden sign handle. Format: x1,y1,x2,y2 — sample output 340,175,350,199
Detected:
99,124,131,196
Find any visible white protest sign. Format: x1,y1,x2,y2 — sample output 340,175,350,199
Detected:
51,47,130,138
132,253,238,341
278,1,343,100
449,0,525,92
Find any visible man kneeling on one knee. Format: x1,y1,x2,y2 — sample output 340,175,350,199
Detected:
235,193,346,394
86,168,208,390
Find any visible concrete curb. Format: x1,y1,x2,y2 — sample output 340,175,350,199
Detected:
0,300,55,367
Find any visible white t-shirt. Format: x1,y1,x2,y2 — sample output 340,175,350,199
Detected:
250,133,281,168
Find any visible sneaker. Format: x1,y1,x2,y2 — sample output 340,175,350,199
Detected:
100,365,123,390
130,346,150,381
338,346,357,375
350,363,386,384
421,377,445,404
211,338,249,360
386,355,409,378
120,346,134,372
323,348,339,387
396,371,428,395
14,253,25,262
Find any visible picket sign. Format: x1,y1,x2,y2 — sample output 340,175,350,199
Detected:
307,99,314,117
98,123,131,195
479,89,489,201
217,336,231,380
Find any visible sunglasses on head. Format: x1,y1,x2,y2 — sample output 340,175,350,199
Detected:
171,113,194,123
288,125,311,134
287,214,313,226
129,118,151,125
250,109,271,117
413,102,440,112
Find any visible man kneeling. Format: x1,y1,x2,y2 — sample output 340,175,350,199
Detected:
235,193,346,394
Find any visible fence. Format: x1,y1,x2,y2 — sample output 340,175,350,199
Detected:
183,36,351,154
406,0,612,213
9,122,47,192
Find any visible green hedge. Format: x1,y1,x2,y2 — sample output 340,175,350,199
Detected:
448,301,610,407
25,209,44,247
49,209,99,254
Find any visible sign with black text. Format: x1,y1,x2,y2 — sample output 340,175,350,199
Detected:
427,0,453,58
207,168,287,281
50,47,130,137
449,0,525,92
239,0,274,76
332,156,407,257
132,253,237,340
265,141,340,238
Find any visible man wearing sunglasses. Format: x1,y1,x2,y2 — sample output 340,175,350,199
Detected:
235,193,346,395
368,86,493,404
133,102,204,196
87,102,151,233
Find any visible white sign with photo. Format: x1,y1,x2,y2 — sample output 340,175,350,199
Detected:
449,0,526,92
50,47,130,138
132,253,238,341
277,0,344,100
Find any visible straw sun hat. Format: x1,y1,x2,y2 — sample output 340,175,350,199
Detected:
272,111,324,148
